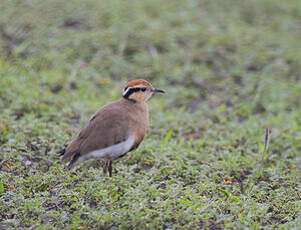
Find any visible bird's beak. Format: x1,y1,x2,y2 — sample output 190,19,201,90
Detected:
153,88,165,94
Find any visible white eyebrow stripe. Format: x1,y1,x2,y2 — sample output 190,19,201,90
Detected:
123,87,132,96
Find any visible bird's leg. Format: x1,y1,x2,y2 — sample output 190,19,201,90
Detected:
103,161,109,177
108,161,113,177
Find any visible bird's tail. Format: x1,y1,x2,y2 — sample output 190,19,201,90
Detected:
67,153,80,170
58,148,66,156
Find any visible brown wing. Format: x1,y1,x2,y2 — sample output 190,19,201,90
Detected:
61,102,130,162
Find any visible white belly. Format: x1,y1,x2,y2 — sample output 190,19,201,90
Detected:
72,136,135,167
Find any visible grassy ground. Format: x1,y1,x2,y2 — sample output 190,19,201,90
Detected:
0,0,300,229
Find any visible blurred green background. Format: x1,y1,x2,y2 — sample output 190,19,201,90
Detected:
0,0,300,229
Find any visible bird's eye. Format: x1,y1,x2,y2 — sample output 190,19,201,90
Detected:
141,88,146,92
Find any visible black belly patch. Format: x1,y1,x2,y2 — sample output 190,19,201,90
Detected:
116,140,139,159
117,152,128,159
130,143,140,152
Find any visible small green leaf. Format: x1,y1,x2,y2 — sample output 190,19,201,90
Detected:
0,178,4,195
161,130,173,151
218,188,230,198
231,196,241,202
258,142,263,154
1,124,7,135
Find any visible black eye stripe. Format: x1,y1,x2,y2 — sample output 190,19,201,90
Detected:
123,87,147,99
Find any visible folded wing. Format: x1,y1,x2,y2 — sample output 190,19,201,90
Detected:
61,102,130,163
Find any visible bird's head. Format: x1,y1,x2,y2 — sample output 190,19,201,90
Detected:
123,79,165,103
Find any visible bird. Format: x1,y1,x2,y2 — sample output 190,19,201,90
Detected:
59,79,165,177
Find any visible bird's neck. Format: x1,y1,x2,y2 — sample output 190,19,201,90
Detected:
122,97,146,106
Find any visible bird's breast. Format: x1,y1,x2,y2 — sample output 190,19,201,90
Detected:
128,106,149,151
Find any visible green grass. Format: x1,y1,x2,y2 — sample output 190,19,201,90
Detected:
0,0,300,229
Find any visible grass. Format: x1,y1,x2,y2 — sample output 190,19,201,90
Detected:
0,0,300,229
